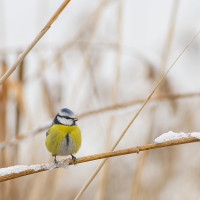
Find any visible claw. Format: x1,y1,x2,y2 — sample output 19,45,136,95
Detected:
71,154,77,164
53,155,58,164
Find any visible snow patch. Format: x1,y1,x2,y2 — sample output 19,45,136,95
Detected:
155,131,200,143
190,132,200,140
0,159,70,177
56,159,70,169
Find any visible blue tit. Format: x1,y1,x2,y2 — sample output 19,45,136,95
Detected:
45,108,81,164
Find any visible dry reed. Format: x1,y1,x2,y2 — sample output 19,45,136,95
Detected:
0,0,71,85
0,137,199,183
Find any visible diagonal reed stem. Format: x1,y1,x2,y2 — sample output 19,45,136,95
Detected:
0,0,71,85
73,30,200,200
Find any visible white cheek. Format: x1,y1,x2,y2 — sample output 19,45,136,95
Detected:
57,116,73,126
59,111,68,117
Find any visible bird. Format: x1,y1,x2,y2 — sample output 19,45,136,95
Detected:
45,108,81,164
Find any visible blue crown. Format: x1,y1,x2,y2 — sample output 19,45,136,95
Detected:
60,108,74,116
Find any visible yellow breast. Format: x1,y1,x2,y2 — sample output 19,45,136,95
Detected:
45,124,81,156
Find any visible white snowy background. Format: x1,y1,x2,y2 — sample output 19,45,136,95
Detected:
1,0,200,200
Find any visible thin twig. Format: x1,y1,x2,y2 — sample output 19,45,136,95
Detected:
157,0,180,81
0,137,199,183
156,0,180,100
0,122,50,150
0,0,71,85
0,92,199,151
78,92,200,118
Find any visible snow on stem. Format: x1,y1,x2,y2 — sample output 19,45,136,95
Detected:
0,135,200,182
155,131,200,143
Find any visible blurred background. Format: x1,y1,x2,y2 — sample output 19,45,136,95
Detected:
1,0,200,199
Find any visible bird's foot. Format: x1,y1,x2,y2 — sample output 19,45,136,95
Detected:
71,154,77,164
53,155,59,167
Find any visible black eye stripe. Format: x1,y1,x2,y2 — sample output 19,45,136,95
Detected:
57,114,74,120
64,116,73,120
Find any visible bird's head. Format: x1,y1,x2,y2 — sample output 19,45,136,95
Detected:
53,108,78,126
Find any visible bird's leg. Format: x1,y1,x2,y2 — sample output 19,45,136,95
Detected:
53,155,58,164
71,154,77,164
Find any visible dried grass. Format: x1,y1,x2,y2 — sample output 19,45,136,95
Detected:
1,1,200,200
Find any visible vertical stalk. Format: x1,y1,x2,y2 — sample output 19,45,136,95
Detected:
97,1,123,199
